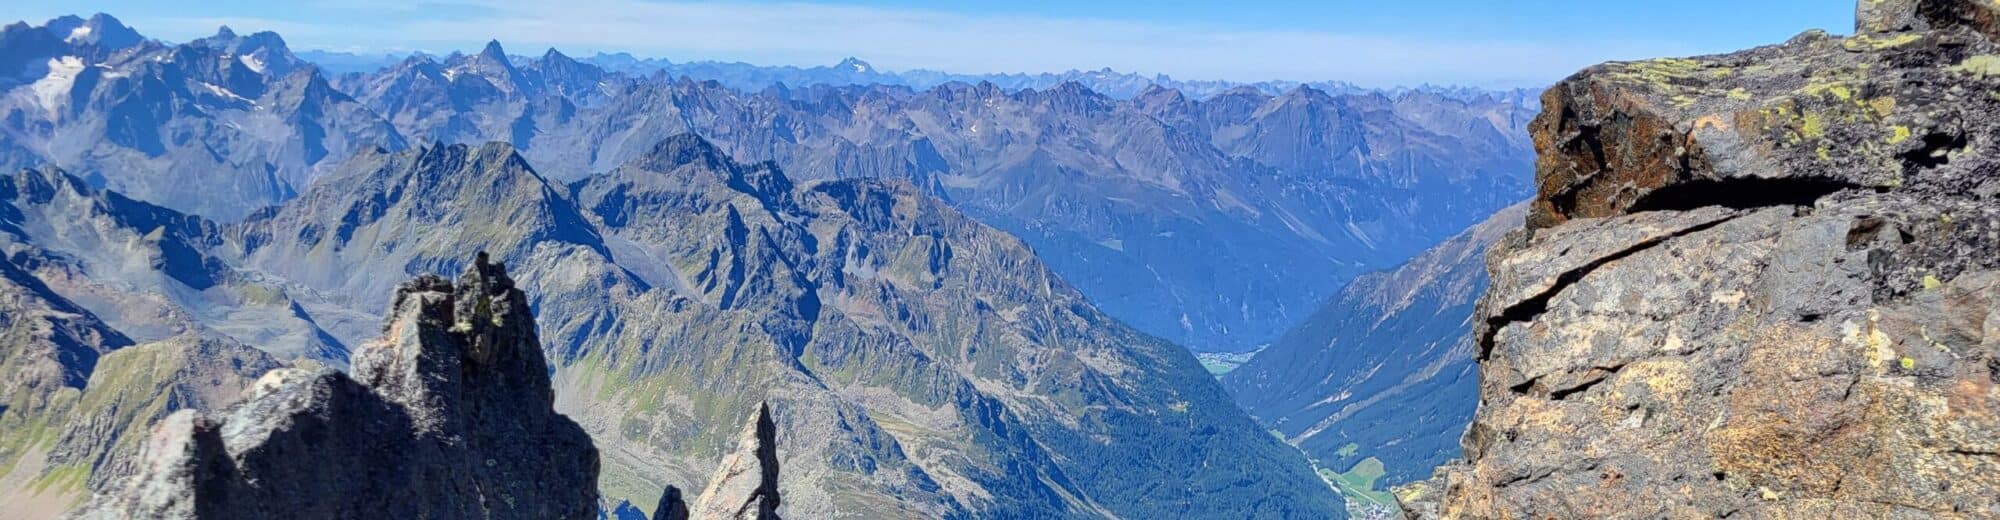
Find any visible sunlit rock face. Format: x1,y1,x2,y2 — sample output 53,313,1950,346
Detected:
1404,0,2000,517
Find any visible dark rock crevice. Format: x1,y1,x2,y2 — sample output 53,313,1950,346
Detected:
1625,177,1862,214
1479,213,1742,361
1505,364,1626,400
1898,131,1968,172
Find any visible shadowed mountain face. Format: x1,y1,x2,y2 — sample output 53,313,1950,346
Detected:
4,14,1532,352
1224,204,1523,489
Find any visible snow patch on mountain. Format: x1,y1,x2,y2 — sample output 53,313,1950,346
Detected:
240,54,266,74
30,56,85,117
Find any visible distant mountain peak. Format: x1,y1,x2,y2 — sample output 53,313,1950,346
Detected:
638,133,734,172
479,39,507,60
46,12,143,49
836,56,875,74
214,24,236,40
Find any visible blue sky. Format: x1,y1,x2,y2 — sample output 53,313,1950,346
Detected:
6,0,1853,87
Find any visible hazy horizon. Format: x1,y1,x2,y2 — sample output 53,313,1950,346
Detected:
6,1,1852,88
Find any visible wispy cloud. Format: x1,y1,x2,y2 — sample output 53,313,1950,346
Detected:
118,0,1694,87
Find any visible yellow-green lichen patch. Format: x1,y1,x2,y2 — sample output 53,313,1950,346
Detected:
1868,97,1895,117
1842,33,1922,51
1888,126,1912,144
1948,55,2000,77
1804,82,1854,101
1609,58,1709,91
1800,112,1827,139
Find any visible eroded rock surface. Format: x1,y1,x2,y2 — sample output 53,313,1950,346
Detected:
1407,1,2000,517
72,254,600,519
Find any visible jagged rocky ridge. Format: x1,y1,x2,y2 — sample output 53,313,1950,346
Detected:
4,14,1534,353
1404,1,2000,517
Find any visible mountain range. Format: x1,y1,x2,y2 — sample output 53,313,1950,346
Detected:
0,125,1347,519
301,47,1542,103
2,14,1534,353
0,12,1549,518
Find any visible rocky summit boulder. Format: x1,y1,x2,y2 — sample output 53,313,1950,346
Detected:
71,253,600,519
1407,0,2000,518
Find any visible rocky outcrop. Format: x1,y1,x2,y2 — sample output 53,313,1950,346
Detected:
1407,0,2000,518
690,402,781,520
72,253,600,519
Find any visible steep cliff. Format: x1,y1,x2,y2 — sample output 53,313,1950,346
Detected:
1405,1,2000,517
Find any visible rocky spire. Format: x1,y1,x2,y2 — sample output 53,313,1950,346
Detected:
691,402,782,520
72,253,599,519
479,39,508,61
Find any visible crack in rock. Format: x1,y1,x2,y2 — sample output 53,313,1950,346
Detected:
1480,213,1743,361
